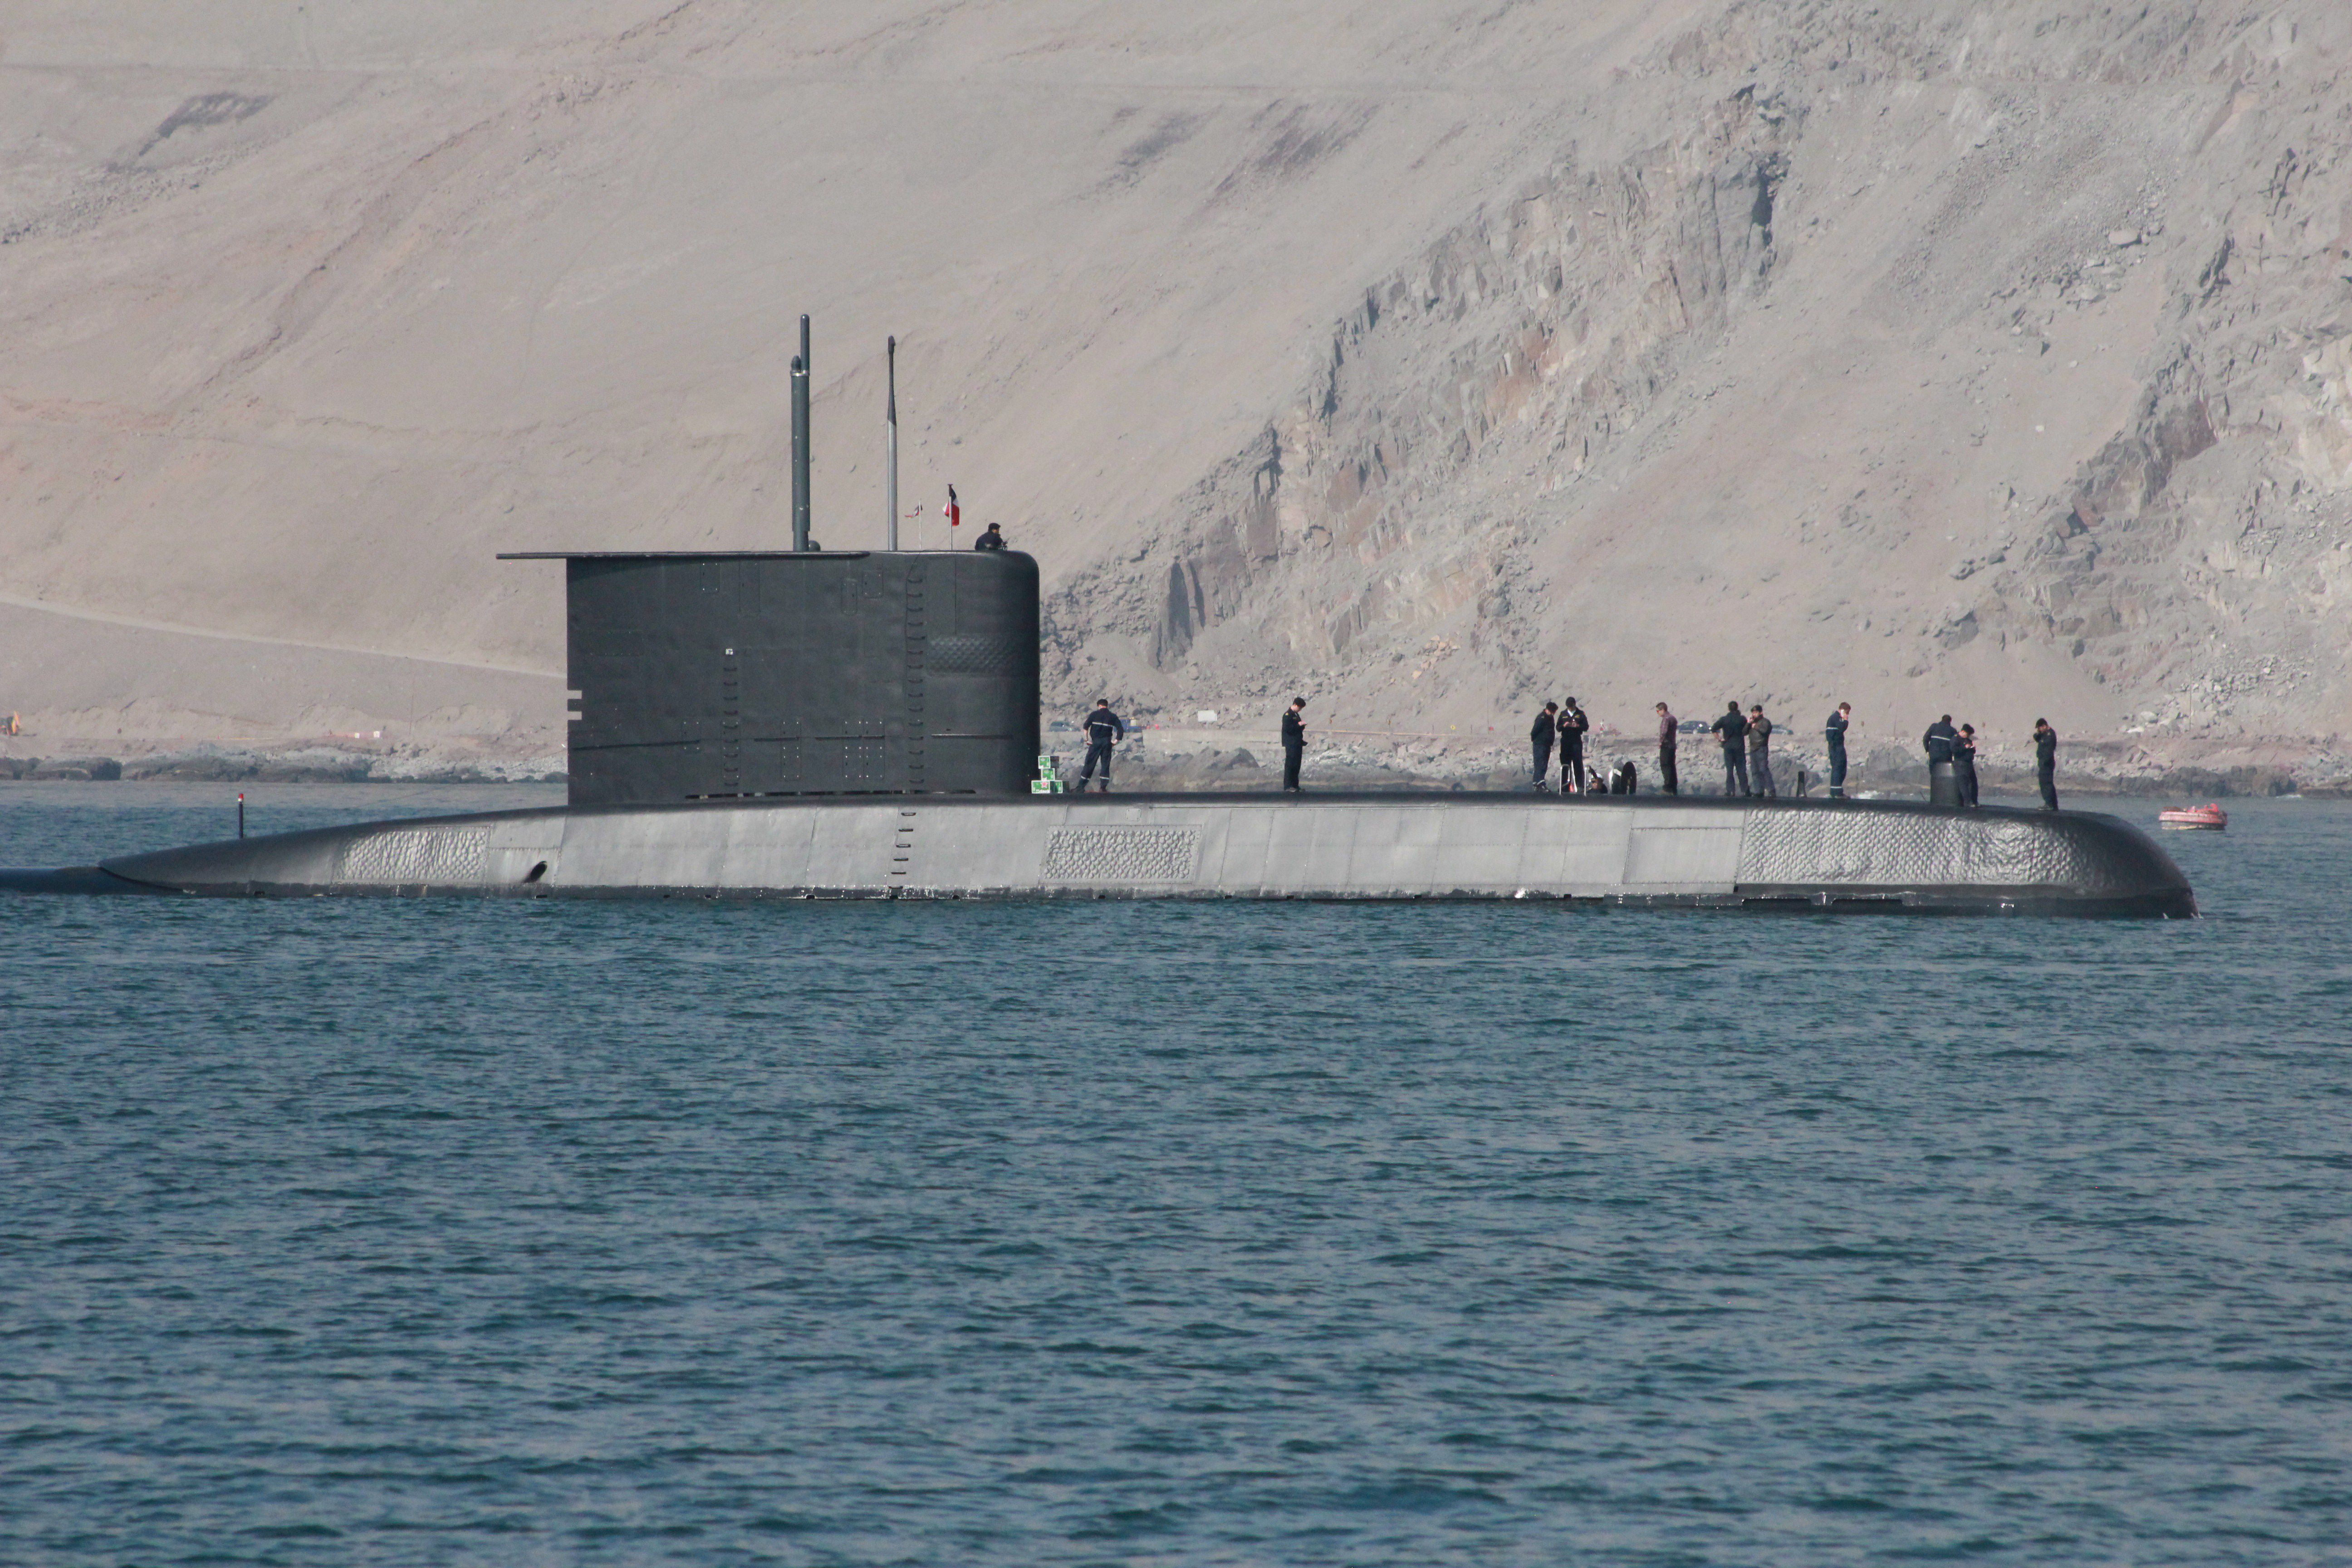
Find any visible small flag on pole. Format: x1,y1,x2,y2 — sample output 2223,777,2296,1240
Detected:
943,484,960,529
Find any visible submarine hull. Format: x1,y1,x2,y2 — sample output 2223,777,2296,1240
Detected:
49,794,2195,916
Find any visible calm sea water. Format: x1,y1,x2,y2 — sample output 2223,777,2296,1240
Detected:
4,784,2349,1566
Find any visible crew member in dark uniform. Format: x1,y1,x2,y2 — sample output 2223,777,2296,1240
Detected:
1954,723,1981,807
1746,705,1776,798
1529,701,1558,791
1825,702,1851,799
973,523,1007,551
1922,714,1959,806
1558,697,1590,796
2034,717,2059,810
1076,699,1124,793
1280,698,1307,792
1709,702,1750,796
1656,703,1679,795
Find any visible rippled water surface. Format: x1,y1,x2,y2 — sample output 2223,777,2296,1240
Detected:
5,784,2350,1565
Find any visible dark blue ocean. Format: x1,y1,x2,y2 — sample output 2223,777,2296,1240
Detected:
4,784,2349,1566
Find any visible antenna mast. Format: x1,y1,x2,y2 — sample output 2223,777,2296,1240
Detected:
885,336,899,552
790,314,812,551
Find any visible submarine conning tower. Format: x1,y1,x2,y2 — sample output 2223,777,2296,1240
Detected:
498,550,1042,806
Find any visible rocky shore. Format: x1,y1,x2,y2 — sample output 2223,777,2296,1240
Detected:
10,729,2344,799
0,744,564,786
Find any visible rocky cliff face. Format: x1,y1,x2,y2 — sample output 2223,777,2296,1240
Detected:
2,1,2347,776
1048,0,2352,770
1048,63,1801,709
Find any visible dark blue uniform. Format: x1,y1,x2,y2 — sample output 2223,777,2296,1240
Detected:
1558,705,1590,794
1825,710,1849,798
1709,708,1750,796
1078,706,1124,792
2036,726,2059,810
1281,708,1306,792
1530,708,1556,789
1922,719,1959,807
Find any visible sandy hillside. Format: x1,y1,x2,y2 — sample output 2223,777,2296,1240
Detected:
2,1,2348,780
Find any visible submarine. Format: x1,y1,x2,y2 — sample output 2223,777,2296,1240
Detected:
2,326,2193,916
0,541,2198,915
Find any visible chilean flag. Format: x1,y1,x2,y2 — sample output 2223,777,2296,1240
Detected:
943,484,960,529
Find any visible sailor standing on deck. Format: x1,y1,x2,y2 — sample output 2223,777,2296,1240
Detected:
1825,702,1852,798
1076,699,1124,794
1710,703,1751,796
2034,718,2060,811
1656,703,1680,795
1558,698,1590,795
1530,701,1558,791
1922,714,1960,806
1955,724,1982,807
1746,705,1776,799
1280,698,1308,792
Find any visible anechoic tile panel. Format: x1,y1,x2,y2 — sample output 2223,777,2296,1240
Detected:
334,828,489,885
1041,826,1202,883
1736,809,2119,891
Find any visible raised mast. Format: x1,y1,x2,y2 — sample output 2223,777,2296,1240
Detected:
885,335,900,552
790,314,812,551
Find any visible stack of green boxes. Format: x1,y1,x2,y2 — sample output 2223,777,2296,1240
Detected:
1031,754,1064,795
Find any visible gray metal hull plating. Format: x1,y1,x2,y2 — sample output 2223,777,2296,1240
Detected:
69,794,2194,916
